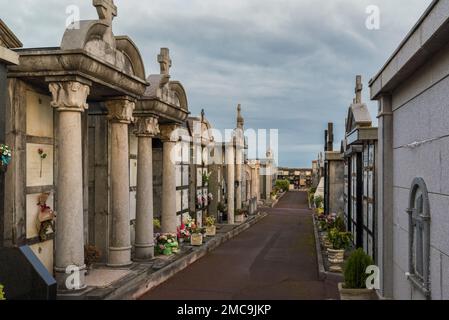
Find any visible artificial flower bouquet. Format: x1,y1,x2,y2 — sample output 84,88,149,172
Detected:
155,233,179,256
0,144,12,167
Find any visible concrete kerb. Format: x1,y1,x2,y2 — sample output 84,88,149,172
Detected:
105,212,268,300
271,192,287,208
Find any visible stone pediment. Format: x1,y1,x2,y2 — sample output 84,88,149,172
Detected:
0,19,22,49
346,102,372,133
61,0,146,81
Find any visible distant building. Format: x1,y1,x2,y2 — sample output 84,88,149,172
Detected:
277,167,312,190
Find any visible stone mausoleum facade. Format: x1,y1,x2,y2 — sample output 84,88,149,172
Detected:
0,0,262,294
370,0,449,300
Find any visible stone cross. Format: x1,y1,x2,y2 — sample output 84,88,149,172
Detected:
355,75,363,104
93,0,117,26
237,104,244,129
158,48,172,75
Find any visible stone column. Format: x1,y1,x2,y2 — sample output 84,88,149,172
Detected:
49,80,90,291
377,94,394,299
235,131,243,210
160,124,179,234
226,142,235,224
134,116,159,261
105,97,135,267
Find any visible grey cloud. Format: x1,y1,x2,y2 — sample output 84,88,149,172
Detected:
0,0,432,166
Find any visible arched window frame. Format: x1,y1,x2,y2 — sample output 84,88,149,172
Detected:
406,177,431,299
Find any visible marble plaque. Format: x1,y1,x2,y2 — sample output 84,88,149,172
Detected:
197,168,203,187
26,192,54,239
30,240,54,275
26,90,54,138
129,134,138,156
176,190,182,213
129,191,137,220
26,143,54,187
182,190,189,211
129,159,138,187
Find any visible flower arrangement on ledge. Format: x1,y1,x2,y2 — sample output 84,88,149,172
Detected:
177,223,191,243
0,283,5,300
0,144,12,169
205,216,216,237
155,233,179,256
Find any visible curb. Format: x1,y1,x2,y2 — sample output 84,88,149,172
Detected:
271,192,287,208
103,213,268,300
311,214,344,282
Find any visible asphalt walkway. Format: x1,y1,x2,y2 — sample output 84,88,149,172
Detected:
141,191,339,300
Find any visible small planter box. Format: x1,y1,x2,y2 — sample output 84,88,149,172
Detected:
205,226,216,237
190,233,203,246
235,215,245,223
338,283,377,300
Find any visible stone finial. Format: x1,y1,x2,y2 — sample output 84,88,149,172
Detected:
237,104,244,129
93,0,117,26
105,98,135,124
49,81,90,112
355,75,363,104
158,48,172,76
134,117,160,137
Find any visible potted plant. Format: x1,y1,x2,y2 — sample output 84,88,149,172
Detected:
235,209,246,223
155,233,179,256
177,223,191,244
0,144,12,173
190,226,206,246
314,195,323,210
84,245,101,273
0,283,5,300
339,249,377,300
327,228,352,273
153,218,161,233
205,216,216,237
202,172,210,186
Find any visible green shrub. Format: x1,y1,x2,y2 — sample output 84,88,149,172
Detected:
314,195,323,209
335,214,346,232
0,284,5,300
328,228,352,250
344,249,374,289
275,180,290,192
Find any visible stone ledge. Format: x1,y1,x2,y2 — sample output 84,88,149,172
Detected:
59,212,267,300
311,213,344,283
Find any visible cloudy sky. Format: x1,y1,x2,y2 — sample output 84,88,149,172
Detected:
1,0,432,167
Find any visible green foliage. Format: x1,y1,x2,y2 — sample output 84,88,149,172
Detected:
153,218,161,230
0,284,5,300
314,195,323,209
328,228,352,250
344,249,374,289
205,216,216,227
335,214,346,232
217,202,226,213
275,179,290,192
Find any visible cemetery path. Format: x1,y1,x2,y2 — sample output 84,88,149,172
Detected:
140,191,339,300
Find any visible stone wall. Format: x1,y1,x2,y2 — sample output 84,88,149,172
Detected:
328,160,345,215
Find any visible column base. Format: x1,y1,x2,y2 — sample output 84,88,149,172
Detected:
107,246,132,267
54,264,87,292
134,243,155,262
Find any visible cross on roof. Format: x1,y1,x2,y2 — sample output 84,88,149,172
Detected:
93,0,117,26
158,48,172,75
355,75,363,104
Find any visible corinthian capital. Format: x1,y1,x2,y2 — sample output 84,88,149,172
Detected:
105,98,135,124
134,117,160,137
159,124,181,143
49,81,90,112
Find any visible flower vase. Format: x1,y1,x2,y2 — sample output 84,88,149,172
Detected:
190,233,203,246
